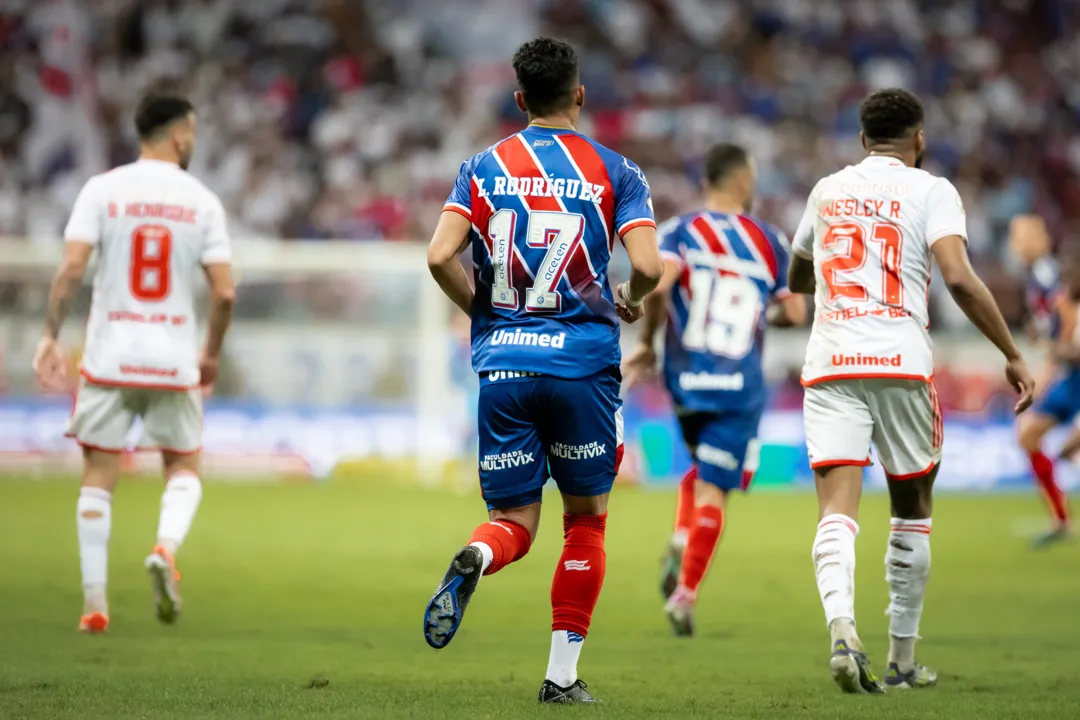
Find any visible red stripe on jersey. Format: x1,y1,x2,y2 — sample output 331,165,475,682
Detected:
736,216,779,281
691,215,728,256
494,136,563,212
690,215,737,278
470,178,492,235
556,133,615,243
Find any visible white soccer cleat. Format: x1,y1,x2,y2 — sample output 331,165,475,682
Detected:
145,545,182,624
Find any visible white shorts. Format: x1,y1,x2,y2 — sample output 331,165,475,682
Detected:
803,377,942,479
66,380,203,454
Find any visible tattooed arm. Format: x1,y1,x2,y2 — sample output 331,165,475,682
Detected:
34,242,93,390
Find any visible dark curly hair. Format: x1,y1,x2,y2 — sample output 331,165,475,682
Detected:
859,88,924,143
511,38,579,117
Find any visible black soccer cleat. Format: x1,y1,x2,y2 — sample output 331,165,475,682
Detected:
538,679,601,704
423,545,483,649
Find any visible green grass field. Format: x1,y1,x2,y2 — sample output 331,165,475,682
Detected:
0,477,1077,719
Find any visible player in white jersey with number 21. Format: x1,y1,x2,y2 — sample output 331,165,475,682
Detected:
787,88,1035,694
33,95,236,634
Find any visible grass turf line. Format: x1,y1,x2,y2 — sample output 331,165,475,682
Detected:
0,477,1077,719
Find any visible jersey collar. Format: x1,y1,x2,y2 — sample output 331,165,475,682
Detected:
861,155,906,168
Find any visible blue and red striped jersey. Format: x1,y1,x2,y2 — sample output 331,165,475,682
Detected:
444,124,655,379
658,210,792,414
1027,256,1065,340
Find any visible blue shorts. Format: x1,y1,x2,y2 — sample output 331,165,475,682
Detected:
1034,369,1080,424
676,408,762,491
477,367,623,510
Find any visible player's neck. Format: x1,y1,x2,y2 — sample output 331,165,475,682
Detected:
138,146,180,166
704,191,745,215
527,114,577,131
866,148,911,167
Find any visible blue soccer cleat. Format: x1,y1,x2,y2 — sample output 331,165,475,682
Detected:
423,545,483,649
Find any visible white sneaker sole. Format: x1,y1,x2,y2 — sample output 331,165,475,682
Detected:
145,554,180,624
830,654,862,693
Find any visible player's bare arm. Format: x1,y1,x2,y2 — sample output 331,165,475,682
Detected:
427,210,474,316
932,234,1035,412
787,253,816,295
623,257,680,387
768,293,808,326
201,263,236,389
616,224,663,323
34,241,94,390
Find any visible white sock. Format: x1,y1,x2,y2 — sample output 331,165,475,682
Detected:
671,529,689,549
886,518,932,671
812,514,859,643
157,472,203,555
77,487,112,613
469,541,494,573
545,630,585,687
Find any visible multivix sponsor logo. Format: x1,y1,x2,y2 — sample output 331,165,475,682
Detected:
490,328,566,348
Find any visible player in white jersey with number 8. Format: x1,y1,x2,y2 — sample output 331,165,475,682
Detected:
32,95,236,634
787,89,1035,694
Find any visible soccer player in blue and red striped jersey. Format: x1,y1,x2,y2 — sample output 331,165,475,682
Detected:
623,143,805,635
423,37,663,704
1010,215,1073,546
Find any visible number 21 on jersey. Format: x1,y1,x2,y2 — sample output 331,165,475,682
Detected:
821,222,903,306
488,209,586,313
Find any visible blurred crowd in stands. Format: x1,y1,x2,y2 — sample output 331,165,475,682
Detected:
2,0,1079,329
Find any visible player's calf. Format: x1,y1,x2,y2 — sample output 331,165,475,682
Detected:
885,468,936,685
147,457,203,624
76,449,120,631
546,501,607,696
423,515,532,650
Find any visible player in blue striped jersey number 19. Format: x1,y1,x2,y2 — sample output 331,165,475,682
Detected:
622,143,806,637
423,37,664,705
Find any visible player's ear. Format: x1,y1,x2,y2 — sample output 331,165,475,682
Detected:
860,132,869,151
915,128,926,155
514,90,528,114
575,85,585,108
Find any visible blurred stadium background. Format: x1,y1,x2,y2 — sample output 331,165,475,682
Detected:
2,0,1079,490
1,2,1080,717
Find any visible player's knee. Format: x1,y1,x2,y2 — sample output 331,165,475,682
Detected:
693,479,726,508
888,474,934,519
1018,423,1044,454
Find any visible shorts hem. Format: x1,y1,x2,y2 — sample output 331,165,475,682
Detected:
76,441,125,454
810,458,872,469
885,461,938,481
484,491,544,511
801,373,932,388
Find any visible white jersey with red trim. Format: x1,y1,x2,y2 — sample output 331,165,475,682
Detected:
64,159,231,390
792,155,967,385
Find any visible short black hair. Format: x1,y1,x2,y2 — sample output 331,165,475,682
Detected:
134,94,194,141
511,37,579,117
859,88,924,143
704,143,750,186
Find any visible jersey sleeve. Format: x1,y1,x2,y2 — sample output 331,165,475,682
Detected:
615,157,656,237
443,158,474,222
657,217,683,267
791,186,817,260
926,178,968,246
768,225,793,298
200,195,232,265
63,177,104,246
